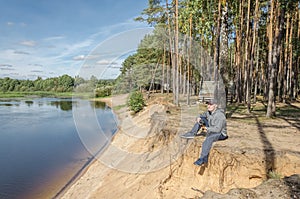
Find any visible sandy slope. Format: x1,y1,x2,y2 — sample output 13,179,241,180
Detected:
60,95,300,199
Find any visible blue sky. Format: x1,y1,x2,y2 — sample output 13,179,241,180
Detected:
0,0,151,80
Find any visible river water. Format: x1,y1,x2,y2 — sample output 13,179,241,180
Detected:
0,98,117,199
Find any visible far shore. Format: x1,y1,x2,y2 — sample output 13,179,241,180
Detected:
0,91,116,101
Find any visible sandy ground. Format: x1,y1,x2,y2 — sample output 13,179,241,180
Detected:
59,94,300,199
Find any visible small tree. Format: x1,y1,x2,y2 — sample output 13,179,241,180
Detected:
128,91,145,113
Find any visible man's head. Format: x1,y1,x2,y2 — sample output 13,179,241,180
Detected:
206,99,218,112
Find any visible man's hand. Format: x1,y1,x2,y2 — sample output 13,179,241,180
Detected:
200,126,207,133
196,117,202,123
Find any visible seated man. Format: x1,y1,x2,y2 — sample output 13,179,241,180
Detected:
181,99,228,166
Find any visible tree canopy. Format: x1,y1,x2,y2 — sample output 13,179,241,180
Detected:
118,0,300,117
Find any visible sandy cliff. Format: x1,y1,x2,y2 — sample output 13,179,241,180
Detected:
60,94,300,199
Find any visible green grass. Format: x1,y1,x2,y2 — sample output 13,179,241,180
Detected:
276,105,300,118
0,91,99,99
112,104,127,111
268,170,282,179
225,102,296,124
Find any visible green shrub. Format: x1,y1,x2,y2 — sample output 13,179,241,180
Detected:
95,86,112,97
128,91,145,113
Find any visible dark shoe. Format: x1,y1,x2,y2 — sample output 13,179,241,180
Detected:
180,131,195,139
218,134,228,141
193,158,207,166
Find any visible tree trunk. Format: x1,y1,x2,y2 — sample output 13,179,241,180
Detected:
253,37,260,103
283,13,290,103
175,0,179,106
295,7,300,99
187,15,192,105
161,44,166,94
266,0,275,117
213,0,222,101
245,0,251,112
166,0,176,103
236,0,244,103
288,12,293,99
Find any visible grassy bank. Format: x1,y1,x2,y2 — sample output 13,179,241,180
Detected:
0,91,78,98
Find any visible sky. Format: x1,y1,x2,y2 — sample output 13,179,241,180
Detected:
0,0,151,80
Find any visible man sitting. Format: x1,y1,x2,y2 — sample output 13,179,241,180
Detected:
181,99,228,166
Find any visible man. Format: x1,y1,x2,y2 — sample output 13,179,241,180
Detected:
181,99,228,166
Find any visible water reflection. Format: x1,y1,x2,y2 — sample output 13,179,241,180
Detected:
90,100,106,109
25,100,34,107
50,100,73,111
0,98,111,111
0,98,76,111
0,99,20,107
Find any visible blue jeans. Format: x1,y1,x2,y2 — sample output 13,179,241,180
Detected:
200,132,222,161
191,117,227,161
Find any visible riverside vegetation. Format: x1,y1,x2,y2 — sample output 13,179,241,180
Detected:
0,75,114,98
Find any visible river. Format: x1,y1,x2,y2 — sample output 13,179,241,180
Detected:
0,98,117,199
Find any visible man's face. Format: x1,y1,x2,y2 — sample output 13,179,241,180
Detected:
207,103,217,112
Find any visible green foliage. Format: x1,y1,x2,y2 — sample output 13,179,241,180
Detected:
58,74,74,92
0,75,116,98
0,75,75,93
116,30,166,94
127,91,146,113
94,86,112,98
268,170,282,179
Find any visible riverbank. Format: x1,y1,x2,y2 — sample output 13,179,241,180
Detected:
0,91,105,99
59,94,300,198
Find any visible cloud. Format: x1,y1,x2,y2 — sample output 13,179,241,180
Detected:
43,35,65,41
73,55,85,61
20,40,37,47
14,50,30,55
6,22,27,27
7,22,14,26
29,64,43,67
30,70,43,73
0,64,13,68
0,67,14,71
96,59,117,65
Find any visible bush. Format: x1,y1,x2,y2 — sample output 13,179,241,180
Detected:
95,86,112,97
128,91,145,113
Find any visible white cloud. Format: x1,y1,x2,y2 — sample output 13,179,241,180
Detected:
20,40,37,47
14,50,30,55
73,55,85,61
7,22,14,26
43,35,65,41
96,59,116,65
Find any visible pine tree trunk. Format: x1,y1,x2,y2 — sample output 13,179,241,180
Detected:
175,0,179,106
213,0,221,101
266,0,275,117
245,0,251,112
288,13,293,99
161,44,166,94
295,8,300,99
283,13,290,103
187,15,192,105
253,37,260,103
166,0,176,103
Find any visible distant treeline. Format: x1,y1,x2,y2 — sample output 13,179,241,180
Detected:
0,75,115,97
